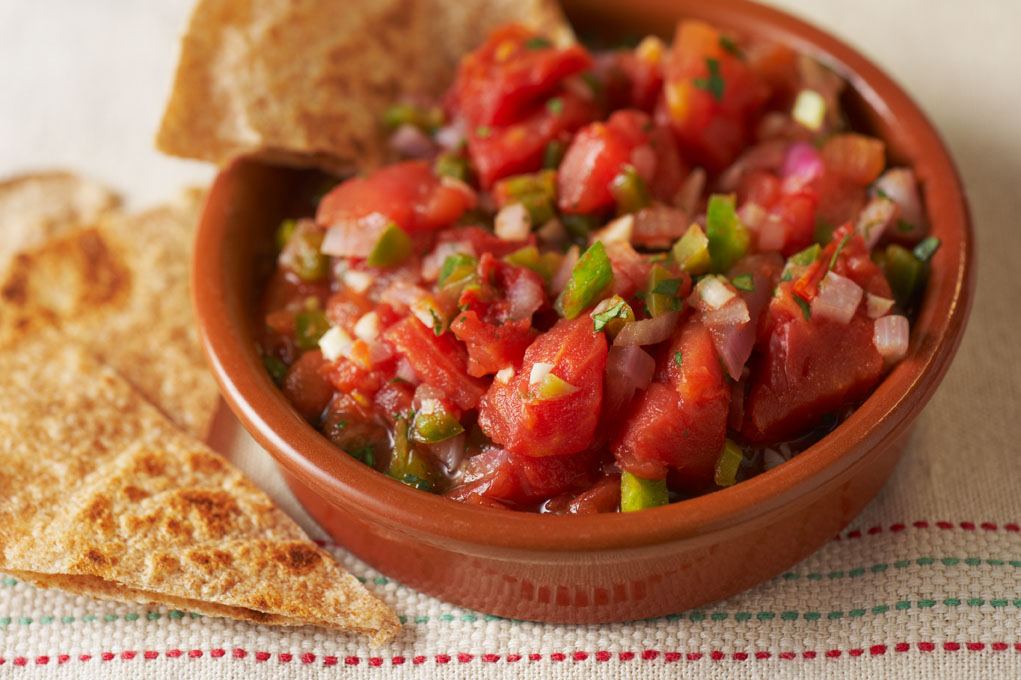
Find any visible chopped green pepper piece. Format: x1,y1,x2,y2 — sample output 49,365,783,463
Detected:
347,444,376,468
387,418,438,492
912,236,941,263
295,307,330,350
561,214,599,241
366,223,414,268
621,471,669,512
543,139,567,169
672,223,712,275
790,243,821,267
705,195,750,273
673,351,683,367
731,273,755,292
645,264,683,317
504,246,561,285
262,355,288,385
828,233,853,271
434,152,471,182
438,253,478,289
383,103,444,132
792,293,811,321
609,164,652,215
411,407,465,444
501,170,558,226
590,295,634,336
814,216,837,244
532,373,579,400
714,439,744,487
554,241,614,319
881,244,926,307
274,218,298,251
524,36,553,50
280,222,329,282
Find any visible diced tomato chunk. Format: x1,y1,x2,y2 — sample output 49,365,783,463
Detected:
450,24,593,128
281,350,334,422
315,161,473,250
383,316,487,409
612,318,729,487
661,20,768,172
771,191,817,256
479,316,607,457
557,110,686,215
451,311,536,377
820,134,886,185
743,312,883,442
449,447,594,508
467,91,596,188
323,357,386,398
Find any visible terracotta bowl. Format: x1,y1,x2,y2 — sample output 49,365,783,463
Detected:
192,0,974,622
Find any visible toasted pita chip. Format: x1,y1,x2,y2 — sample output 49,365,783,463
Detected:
0,171,120,270
0,331,399,645
156,0,573,172
0,188,219,439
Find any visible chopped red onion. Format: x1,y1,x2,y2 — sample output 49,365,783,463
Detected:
872,168,926,239
632,205,688,249
394,357,420,385
495,202,531,241
873,315,909,362
506,271,545,320
434,120,466,150
613,311,680,346
422,240,476,281
701,298,751,381
380,280,428,311
321,212,390,258
866,293,895,319
717,139,787,192
780,141,824,194
674,167,705,215
366,340,393,365
413,382,447,410
551,245,579,295
811,271,863,324
429,432,467,473
604,345,656,414
388,123,436,159
855,196,898,248
630,144,657,182
590,214,634,245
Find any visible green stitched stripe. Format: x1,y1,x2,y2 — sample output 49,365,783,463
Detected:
777,556,1019,581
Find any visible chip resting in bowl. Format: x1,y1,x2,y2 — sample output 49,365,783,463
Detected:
156,0,572,172
0,330,399,645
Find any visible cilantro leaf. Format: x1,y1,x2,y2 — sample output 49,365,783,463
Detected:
693,58,726,102
592,300,629,332
731,273,755,292
673,350,683,367
828,232,853,271
651,277,683,296
524,36,552,50
792,293,811,321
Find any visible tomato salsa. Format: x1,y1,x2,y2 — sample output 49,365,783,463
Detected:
256,21,939,513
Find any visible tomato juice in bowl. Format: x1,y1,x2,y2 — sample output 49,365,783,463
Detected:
193,0,973,622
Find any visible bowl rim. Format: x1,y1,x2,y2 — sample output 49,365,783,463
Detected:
192,0,974,554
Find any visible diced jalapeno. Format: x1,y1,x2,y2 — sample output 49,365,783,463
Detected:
789,243,821,267
504,246,561,285
561,214,599,241
590,295,634,337
411,407,465,443
387,418,438,492
532,373,579,400
383,103,444,132
814,216,837,245
295,306,330,350
438,253,479,290
366,223,414,268
912,236,941,263
262,354,288,385
274,218,298,251
434,152,472,183
881,244,926,307
609,164,652,215
543,139,567,169
705,194,750,273
671,223,712,274
620,471,669,512
554,240,614,319
714,439,744,487
645,264,684,317
500,170,557,227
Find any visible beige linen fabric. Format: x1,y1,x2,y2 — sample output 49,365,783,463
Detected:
1,0,1020,678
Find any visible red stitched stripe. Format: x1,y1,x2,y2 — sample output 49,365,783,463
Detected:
302,653,316,664
836,520,1018,539
918,642,936,652
100,653,114,661
35,656,49,665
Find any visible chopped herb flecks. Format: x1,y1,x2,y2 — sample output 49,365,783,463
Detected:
694,58,726,102
731,273,755,291
829,232,853,271
793,293,811,321
674,351,683,367
913,236,941,263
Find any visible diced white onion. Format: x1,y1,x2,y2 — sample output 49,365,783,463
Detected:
495,366,515,384
394,357,419,385
352,311,381,342
388,123,435,159
866,293,895,319
411,297,444,331
318,326,353,362
855,196,898,248
590,214,634,245
872,168,926,237
529,362,555,386
811,272,863,324
494,202,531,241
792,89,827,131
412,383,446,409
738,202,767,232
536,217,568,247
505,271,545,320
342,269,374,294
321,211,390,258
613,311,680,346
435,120,466,150
697,275,737,310
763,448,787,471
873,315,909,361
365,340,393,365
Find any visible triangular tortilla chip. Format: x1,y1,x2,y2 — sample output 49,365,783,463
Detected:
0,187,219,439
156,0,573,172
0,331,399,645
0,171,120,270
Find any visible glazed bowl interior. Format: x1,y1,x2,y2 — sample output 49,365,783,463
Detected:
194,1,973,564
